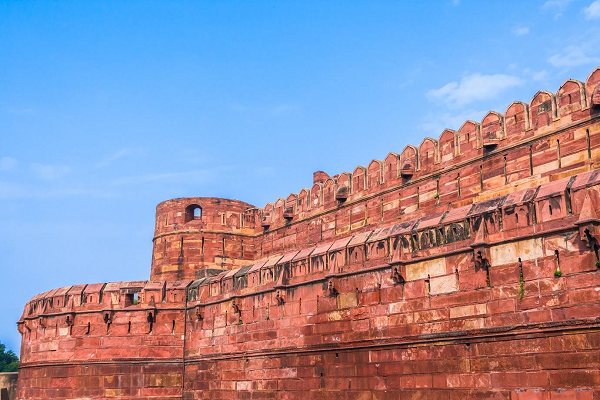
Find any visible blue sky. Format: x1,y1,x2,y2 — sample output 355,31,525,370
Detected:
1,0,599,353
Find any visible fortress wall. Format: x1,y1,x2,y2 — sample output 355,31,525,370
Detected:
254,119,600,260
183,333,600,399
18,171,600,398
147,68,600,278
16,66,600,399
180,180,600,398
17,281,189,399
248,69,600,264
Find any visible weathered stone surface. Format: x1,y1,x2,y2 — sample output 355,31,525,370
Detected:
406,258,446,281
430,274,459,295
0,373,17,400
490,238,544,265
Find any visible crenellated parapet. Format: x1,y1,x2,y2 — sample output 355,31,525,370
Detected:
255,67,600,233
17,280,191,368
25,172,600,326
178,169,600,303
145,69,600,280
21,173,600,398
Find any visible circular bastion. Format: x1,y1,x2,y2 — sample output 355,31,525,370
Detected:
151,197,259,281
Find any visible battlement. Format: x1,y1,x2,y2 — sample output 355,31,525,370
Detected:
17,172,600,397
20,168,600,325
256,68,600,232
16,67,600,400
151,197,258,280
149,68,600,280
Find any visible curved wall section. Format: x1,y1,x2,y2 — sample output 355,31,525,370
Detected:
17,281,189,399
151,197,258,281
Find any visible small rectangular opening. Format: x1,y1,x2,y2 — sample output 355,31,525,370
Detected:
587,129,591,159
124,291,140,307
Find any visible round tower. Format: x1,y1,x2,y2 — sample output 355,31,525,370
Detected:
151,197,259,281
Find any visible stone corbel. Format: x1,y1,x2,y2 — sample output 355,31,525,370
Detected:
232,300,241,316
577,223,600,248
66,298,75,327
575,192,600,248
261,214,271,228
102,309,113,324
275,290,285,305
195,307,203,321
327,279,339,297
146,297,157,323
390,265,405,285
17,321,30,334
283,207,294,219
470,222,491,272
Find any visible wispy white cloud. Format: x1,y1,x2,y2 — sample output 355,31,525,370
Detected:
30,164,71,180
253,166,275,176
180,148,214,166
427,73,524,108
229,103,300,116
542,0,575,18
512,27,530,36
452,0,460,6
523,68,549,82
548,45,600,67
398,66,424,89
584,0,600,18
109,167,232,187
6,107,36,115
532,70,549,81
229,103,249,112
420,109,488,135
0,182,115,199
270,104,300,116
0,157,18,171
95,148,133,168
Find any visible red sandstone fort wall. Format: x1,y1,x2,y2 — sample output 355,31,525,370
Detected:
15,67,600,399
150,68,600,277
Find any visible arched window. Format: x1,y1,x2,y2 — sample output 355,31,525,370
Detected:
185,204,202,222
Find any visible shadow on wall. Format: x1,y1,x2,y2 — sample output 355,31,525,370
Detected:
0,373,17,400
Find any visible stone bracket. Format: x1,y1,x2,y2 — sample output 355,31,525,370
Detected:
576,222,600,248
471,245,491,271
390,266,405,285
195,307,203,321
102,309,113,324
327,279,339,297
232,300,241,316
574,191,600,248
17,321,30,334
275,290,285,305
